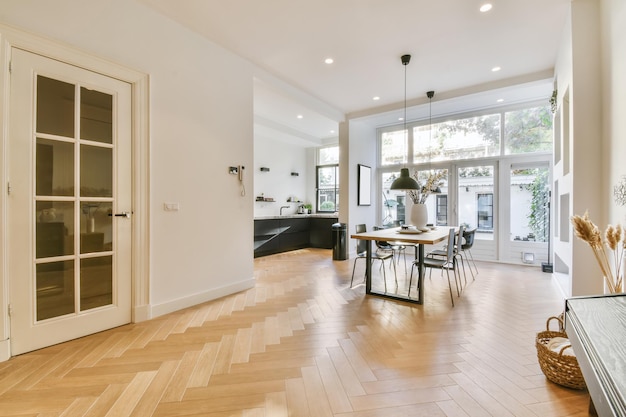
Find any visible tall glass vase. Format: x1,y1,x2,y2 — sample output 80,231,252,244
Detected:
410,204,428,230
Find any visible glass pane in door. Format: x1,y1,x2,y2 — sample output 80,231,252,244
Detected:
35,201,73,258
36,260,75,321
413,169,448,226
81,87,113,144
381,171,403,226
510,166,549,242
37,76,75,137
80,256,113,311
80,145,112,197
458,166,494,241
80,202,112,253
36,138,74,196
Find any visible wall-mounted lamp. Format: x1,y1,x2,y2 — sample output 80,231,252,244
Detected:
466,186,469,192
260,167,270,172
291,172,299,176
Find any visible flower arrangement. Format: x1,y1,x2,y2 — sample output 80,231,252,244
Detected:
407,170,446,205
571,211,624,293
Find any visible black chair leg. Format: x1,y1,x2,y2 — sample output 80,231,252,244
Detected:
444,269,455,306
350,259,358,287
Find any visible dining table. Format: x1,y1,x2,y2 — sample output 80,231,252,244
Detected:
350,226,452,304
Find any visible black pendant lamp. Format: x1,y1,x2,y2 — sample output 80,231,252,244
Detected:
390,54,419,190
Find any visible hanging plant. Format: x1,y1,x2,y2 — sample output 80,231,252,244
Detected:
549,89,558,114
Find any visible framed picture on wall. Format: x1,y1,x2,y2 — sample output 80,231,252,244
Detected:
358,164,371,206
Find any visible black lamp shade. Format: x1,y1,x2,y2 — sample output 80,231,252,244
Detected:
390,168,419,190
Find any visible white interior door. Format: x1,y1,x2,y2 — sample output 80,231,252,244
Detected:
8,48,132,355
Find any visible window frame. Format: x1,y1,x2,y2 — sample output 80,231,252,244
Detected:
376,100,553,263
316,164,339,213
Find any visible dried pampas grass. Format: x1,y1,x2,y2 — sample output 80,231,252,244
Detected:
571,211,624,293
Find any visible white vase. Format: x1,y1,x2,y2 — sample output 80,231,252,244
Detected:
410,204,428,229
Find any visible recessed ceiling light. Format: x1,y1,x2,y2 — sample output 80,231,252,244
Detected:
297,114,303,119
480,3,493,12
324,58,334,64
330,130,336,134
373,96,380,101
398,117,404,121
497,98,504,103
491,66,501,72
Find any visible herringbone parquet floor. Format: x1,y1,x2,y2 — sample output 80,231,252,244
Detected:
0,248,590,416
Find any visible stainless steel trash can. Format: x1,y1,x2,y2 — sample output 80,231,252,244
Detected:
332,223,348,260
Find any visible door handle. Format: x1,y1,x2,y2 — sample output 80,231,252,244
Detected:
108,211,131,218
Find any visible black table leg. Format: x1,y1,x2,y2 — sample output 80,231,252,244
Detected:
365,240,372,294
365,239,422,304
417,243,425,304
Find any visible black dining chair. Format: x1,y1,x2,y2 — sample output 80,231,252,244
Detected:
409,228,460,306
350,224,397,292
427,225,468,289
373,225,407,277
459,228,478,280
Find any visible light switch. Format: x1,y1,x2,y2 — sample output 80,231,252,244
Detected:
164,202,180,211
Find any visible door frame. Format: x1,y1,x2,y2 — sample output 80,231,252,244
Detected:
0,24,150,361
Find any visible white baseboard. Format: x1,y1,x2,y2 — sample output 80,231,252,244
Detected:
150,278,255,319
0,339,10,362
133,304,152,323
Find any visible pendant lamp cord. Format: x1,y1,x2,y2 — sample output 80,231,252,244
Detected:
404,63,407,135
429,93,431,171
427,90,435,173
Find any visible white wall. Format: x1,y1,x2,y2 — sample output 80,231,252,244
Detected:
254,136,309,216
346,119,377,253
0,0,256,330
602,0,626,224
553,0,625,297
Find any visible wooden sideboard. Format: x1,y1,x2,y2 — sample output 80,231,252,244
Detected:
565,294,626,417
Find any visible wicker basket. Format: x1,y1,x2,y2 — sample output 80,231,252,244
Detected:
536,316,586,390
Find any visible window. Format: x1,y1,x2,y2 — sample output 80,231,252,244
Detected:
504,106,553,154
316,146,339,213
318,146,339,165
412,169,448,225
413,114,501,162
436,195,447,226
477,193,494,231
380,129,407,166
317,166,338,212
381,170,404,226
378,102,552,255
510,166,549,242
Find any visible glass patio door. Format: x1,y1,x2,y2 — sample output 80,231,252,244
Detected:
8,48,132,355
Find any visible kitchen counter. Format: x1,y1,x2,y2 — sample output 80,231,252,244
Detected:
254,213,338,220
254,215,339,257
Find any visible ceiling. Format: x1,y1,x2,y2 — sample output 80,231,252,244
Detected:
139,0,569,147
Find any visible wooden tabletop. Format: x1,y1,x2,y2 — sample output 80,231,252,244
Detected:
350,226,451,245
